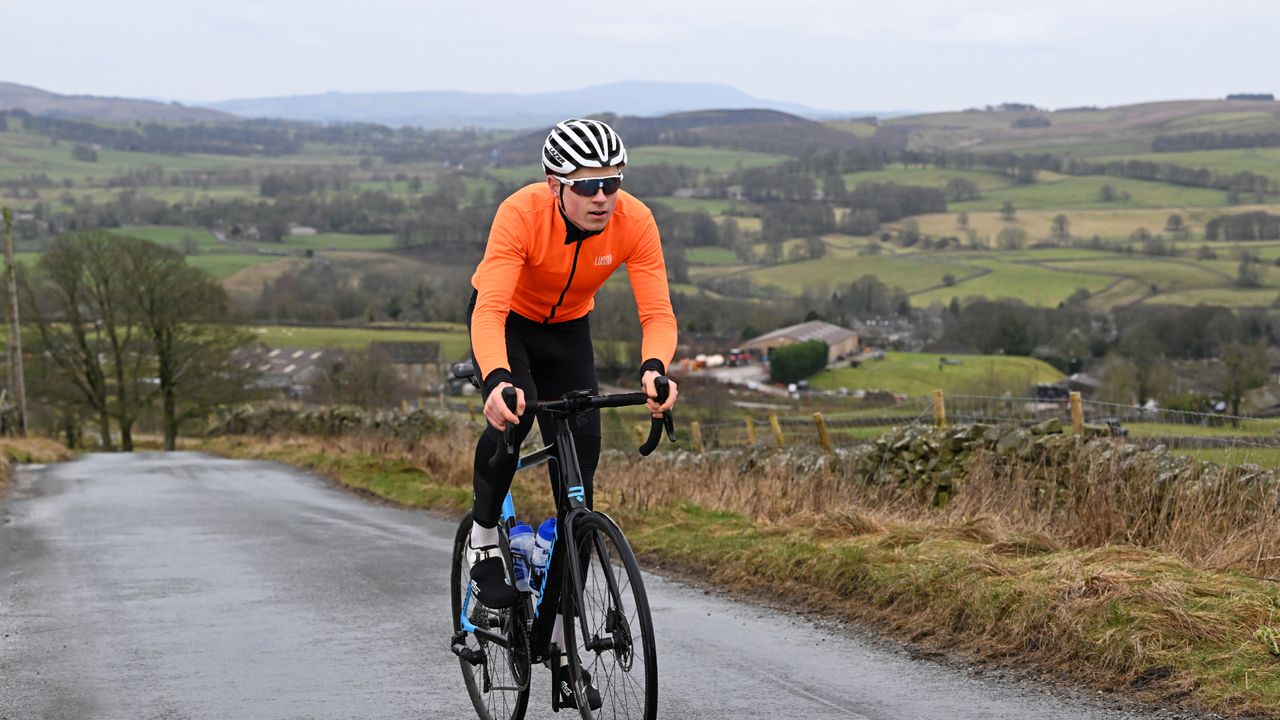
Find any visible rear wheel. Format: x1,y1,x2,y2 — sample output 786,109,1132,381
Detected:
450,512,530,720
562,512,657,720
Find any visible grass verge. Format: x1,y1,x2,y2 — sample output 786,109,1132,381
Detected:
0,438,74,490
191,432,1280,717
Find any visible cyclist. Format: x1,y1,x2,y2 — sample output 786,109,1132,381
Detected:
465,118,678,708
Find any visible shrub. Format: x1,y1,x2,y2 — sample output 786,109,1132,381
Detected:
768,340,828,384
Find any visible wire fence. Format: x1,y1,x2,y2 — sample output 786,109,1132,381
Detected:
436,390,1280,463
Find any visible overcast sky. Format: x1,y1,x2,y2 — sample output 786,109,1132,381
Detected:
5,0,1278,113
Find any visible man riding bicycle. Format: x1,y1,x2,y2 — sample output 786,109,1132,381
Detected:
465,118,678,709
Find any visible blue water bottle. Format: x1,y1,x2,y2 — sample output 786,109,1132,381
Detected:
509,522,534,594
532,518,557,586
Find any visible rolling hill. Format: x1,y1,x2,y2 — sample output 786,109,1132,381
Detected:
205,81,856,129
0,81,234,123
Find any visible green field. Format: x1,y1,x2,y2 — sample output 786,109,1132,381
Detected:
811,352,1062,397
648,196,745,214
842,166,1012,192
685,246,739,265
1174,447,1280,467
1098,148,1280,183
705,236,1280,309
911,255,1114,307
246,323,471,360
741,252,979,295
1123,420,1280,438
1142,287,1280,307
825,120,879,137
950,175,1229,212
627,145,787,172
115,226,222,250
907,205,1272,243
1036,256,1230,294
0,130,362,184
482,145,784,187
186,254,292,279
273,233,396,251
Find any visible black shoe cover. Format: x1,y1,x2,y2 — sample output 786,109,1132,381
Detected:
470,555,517,609
559,667,603,710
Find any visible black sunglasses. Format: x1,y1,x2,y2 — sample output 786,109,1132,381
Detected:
555,174,624,197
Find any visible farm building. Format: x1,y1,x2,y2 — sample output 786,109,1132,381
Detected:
741,320,860,363
370,341,442,389
241,346,336,398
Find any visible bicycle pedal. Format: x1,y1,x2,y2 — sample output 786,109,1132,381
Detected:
451,641,487,667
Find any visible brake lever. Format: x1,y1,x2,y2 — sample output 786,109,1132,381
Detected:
488,386,519,469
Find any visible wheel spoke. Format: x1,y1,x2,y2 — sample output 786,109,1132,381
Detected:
569,517,655,719
451,515,529,720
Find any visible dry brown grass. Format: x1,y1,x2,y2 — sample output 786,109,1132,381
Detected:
193,428,1280,715
206,428,1280,579
0,437,74,490
599,440,1280,580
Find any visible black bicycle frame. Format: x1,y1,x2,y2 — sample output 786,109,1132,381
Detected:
521,410,596,664
451,360,672,668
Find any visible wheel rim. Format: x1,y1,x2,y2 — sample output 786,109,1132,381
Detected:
569,523,655,719
454,521,529,720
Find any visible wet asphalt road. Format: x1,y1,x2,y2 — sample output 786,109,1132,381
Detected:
0,453,1183,720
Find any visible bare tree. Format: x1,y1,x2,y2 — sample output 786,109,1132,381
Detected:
118,240,256,450
21,232,121,449
314,346,407,410
1215,341,1269,421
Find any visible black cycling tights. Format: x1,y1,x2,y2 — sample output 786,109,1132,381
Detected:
468,297,601,529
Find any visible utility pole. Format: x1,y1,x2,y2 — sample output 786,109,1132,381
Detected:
3,208,27,435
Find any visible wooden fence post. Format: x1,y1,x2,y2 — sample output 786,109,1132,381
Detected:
744,415,757,446
401,399,410,413
690,421,705,453
1070,391,1084,439
813,412,833,453
768,413,784,448
933,389,947,429
438,392,448,412
467,402,477,423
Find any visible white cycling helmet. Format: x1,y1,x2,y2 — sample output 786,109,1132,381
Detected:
542,118,627,176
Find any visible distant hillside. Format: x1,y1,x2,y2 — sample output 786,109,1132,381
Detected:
206,81,852,129
480,108,897,163
886,98,1280,156
0,81,233,123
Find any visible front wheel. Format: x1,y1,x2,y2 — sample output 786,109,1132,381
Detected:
562,512,658,720
450,511,530,720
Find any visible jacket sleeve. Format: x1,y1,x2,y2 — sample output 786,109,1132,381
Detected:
625,211,678,376
470,202,527,394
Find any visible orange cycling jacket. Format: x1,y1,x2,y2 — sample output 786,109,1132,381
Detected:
470,183,678,393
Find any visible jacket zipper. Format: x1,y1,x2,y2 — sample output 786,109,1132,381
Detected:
546,238,584,322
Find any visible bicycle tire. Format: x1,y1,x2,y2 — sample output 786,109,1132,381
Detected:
561,512,658,720
450,511,531,720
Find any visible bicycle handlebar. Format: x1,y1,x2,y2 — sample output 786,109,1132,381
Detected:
638,376,673,457
487,376,677,468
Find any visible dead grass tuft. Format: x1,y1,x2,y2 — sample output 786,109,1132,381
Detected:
0,438,73,490
988,530,1062,557
191,428,1280,717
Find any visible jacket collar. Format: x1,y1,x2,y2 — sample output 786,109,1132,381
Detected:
557,203,603,245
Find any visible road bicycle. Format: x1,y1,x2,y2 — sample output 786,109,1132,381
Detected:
449,361,674,720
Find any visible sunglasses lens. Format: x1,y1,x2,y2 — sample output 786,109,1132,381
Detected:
568,176,622,197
